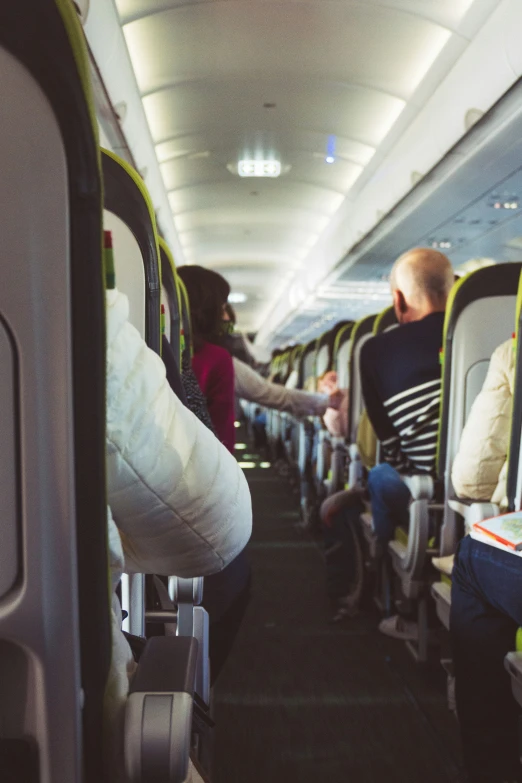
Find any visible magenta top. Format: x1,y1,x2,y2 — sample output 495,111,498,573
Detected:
192,341,236,454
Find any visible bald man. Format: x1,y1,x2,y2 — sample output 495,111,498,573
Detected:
360,248,453,638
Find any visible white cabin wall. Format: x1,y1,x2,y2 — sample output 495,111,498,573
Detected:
257,0,522,346
84,0,186,264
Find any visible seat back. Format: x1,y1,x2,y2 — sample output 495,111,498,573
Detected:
373,305,398,335
0,1,109,780
159,238,182,366
348,314,378,445
178,276,193,366
298,339,319,390
333,322,354,390
102,149,161,353
102,150,163,638
438,263,521,549
278,349,292,384
506,274,522,511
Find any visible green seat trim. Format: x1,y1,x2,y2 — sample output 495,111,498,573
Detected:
436,273,468,475
373,305,396,335
394,526,409,548
516,627,522,652
332,322,354,363
440,573,452,588
101,148,160,264
178,277,193,359
55,0,100,166
506,269,522,508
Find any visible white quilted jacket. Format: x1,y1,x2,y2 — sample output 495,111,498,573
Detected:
452,338,514,507
104,289,252,781
106,288,252,576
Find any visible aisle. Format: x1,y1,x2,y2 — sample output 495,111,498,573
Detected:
212,449,463,783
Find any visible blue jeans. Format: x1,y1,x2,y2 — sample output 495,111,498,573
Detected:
451,535,522,782
367,463,411,544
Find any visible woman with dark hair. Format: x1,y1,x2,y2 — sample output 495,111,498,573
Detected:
177,264,250,682
177,265,236,452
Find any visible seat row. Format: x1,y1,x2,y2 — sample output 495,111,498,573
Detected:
247,261,522,707
0,3,234,781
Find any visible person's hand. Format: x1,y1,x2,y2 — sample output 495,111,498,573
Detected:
318,370,338,394
327,389,343,410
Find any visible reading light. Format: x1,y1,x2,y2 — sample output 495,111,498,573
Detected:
238,160,281,178
229,292,247,304
325,135,336,164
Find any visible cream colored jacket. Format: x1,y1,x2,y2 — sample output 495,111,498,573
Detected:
451,339,514,507
105,289,252,781
233,356,329,417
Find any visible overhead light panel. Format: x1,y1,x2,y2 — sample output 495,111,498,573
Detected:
238,160,281,178
229,292,247,304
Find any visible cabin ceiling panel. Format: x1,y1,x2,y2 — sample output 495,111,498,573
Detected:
160,141,365,193
143,80,406,150
168,180,344,216
174,207,330,233
117,0,476,31
156,131,376,168
114,0,496,332
123,3,452,99
178,223,318,248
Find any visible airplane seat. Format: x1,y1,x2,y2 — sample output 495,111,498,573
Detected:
430,263,521,636
102,150,208,777
367,264,521,663
327,322,355,495
0,2,199,781
296,338,319,525
346,313,378,490
0,2,110,779
159,238,182,365
351,309,397,616
315,321,353,496
102,147,161,641
496,275,522,708
313,330,334,492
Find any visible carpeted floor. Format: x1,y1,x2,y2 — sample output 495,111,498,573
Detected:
212,451,463,783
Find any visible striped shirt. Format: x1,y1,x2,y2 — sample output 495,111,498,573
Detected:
360,312,444,475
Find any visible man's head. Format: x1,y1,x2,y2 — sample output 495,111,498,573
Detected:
390,248,454,324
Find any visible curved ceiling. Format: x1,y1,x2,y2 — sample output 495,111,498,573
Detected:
115,0,495,332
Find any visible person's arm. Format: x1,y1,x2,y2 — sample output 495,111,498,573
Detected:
233,356,334,417
360,340,408,470
452,339,513,500
105,289,252,578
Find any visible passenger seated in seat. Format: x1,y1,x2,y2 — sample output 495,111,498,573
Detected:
104,286,252,782
320,408,376,622
447,338,521,783
360,247,454,639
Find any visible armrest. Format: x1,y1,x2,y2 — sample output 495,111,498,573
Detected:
125,637,198,783
448,497,499,532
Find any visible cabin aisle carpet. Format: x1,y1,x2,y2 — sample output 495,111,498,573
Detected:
212,443,463,783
